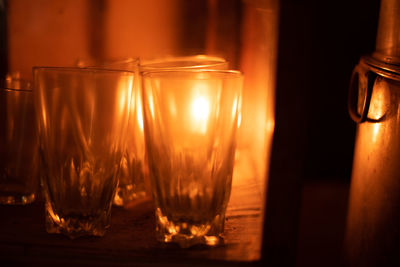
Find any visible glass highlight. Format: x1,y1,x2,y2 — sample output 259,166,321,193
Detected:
140,55,228,71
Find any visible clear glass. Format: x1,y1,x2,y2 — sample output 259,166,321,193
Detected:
75,58,147,207
0,78,38,205
142,69,243,247
34,67,133,238
112,58,149,206
134,55,228,208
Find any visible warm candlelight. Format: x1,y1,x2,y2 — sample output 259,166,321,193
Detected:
190,93,210,134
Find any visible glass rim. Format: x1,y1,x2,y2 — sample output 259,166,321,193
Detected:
75,57,140,68
0,87,32,93
141,69,243,79
140,55,228,71
0,79,32,92
32,66,135,75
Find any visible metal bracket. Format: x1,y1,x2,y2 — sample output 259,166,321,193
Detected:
348,67,378,123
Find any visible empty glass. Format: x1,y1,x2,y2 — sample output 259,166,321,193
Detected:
34,67,133,238
0,78,38,205
142,69,243,247
75,58,147,207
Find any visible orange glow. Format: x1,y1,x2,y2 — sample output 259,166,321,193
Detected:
232,97,242,128
148,91,155,119
130,87,144,132
118,79,133,117
368,78,389,121
8,0,180,80
39,88,48,131
136,95,144,132
190,92,211,135
372,123,381,144
118,88,128,115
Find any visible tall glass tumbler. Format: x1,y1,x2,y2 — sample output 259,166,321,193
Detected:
0,79,38,205
34,67,133,238
133,55,228,207
142,70,243,247
103,59,148,206
75,58,144,206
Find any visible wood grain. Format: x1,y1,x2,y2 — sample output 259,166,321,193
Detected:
0,185,262,265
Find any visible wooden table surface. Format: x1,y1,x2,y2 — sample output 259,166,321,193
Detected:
0,183,264,266
0,179,350,266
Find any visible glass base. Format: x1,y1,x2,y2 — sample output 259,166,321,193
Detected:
0,192,35,205
45,203,110,239
113,184,147,206
155,208,225,248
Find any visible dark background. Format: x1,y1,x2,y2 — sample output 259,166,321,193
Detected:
276,0,380,182
264,0,381,265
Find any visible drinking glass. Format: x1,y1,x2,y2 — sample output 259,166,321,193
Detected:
0,78,38,204
142,69,243,247
106,58,149,206
34,67,133,238
75,57,146,206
